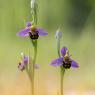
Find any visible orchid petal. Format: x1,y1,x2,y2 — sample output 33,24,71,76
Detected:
23,56,28,64
71,60,79,68
50,57,63,67
18,55,29,71
61,47,68,57
16,28,30,37
26,22,32,27
18,62,25,71
37,28,48,36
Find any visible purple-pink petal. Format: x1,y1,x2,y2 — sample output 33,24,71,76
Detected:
18,56,29,71
18,62,25,71
61,47,68,57
26,22,32,27
37,28,48,36
50,57,63,67
23,56,28,64
16,28,30,37
71,60,79,68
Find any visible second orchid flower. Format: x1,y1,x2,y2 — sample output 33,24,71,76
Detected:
50,47,79,69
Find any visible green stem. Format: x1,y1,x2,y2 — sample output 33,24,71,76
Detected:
57,38,65,95
28,39,37,95
30,1,38,95
31,40,37,95
57,39,61,58
60,67,65,95
31,0,38,25
34,4,37,25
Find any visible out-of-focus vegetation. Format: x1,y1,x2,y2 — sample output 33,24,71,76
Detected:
0,0,95,95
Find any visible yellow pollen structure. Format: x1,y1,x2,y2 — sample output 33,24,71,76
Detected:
30,26,36,32
64,50,69,61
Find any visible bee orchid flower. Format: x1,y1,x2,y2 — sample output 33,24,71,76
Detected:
17,22,48,40
18,53,39,71
50,47,79,69
18,55,28,71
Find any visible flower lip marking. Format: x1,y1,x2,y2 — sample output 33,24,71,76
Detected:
29,26,39,39
62,59,72,69
29,32,39,39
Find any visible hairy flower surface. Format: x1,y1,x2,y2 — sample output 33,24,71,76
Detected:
50,47,79,69
17,22,48,39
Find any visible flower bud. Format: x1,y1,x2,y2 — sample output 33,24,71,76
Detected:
55,28,62,39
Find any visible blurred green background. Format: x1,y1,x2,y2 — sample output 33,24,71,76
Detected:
0,0,95,95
